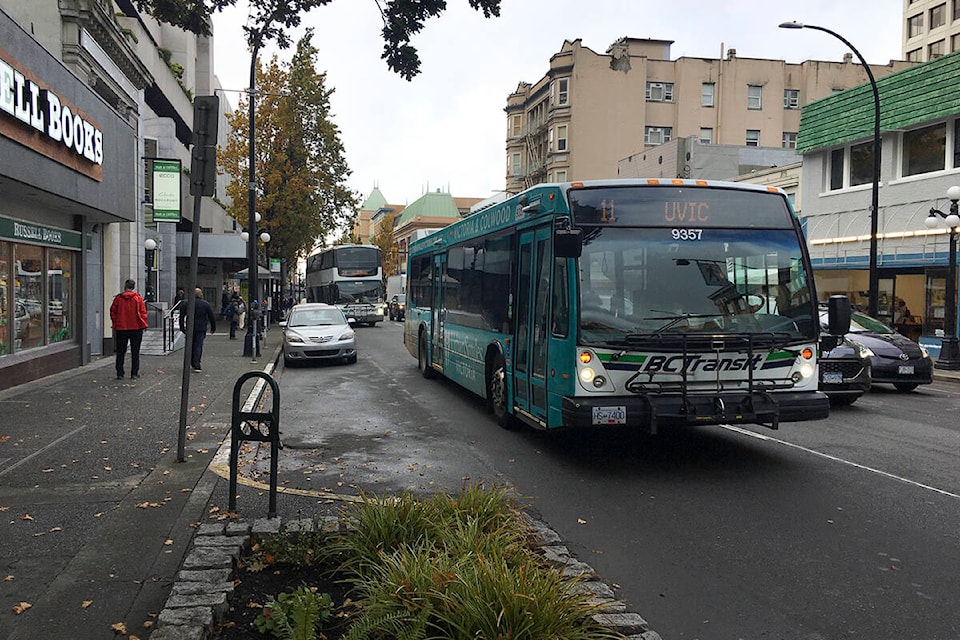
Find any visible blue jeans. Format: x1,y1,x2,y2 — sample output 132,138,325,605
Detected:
191,331,207,368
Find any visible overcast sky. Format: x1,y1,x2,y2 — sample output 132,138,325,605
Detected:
211,1,904,206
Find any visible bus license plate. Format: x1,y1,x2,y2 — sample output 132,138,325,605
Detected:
898,365,914,375
823,373,843,384
593,406,626,425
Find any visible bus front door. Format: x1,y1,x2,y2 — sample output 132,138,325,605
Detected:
430,253,445,371
514,226,552,425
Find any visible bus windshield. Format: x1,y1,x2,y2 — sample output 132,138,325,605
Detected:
333,281,381,304
336,247,380,277
577,226,815,346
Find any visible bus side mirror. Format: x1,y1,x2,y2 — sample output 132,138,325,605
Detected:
827,294,851,336
555,229,582,258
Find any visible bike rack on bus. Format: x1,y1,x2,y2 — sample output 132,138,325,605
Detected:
229,371,282,518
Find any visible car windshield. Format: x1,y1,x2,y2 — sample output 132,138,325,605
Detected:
576,227,816,347
288,310,344,327
848,311,895,334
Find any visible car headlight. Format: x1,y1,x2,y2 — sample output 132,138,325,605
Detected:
286,331,306,344
339,329,355,341
847,339,874,359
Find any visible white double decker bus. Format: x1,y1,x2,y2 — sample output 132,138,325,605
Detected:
305,244,384,325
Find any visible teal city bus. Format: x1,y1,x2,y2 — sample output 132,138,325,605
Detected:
404,178,848,432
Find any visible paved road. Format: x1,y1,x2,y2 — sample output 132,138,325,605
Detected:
230,320,960,640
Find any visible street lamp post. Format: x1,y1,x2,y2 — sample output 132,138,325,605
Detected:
925,186,960,370
241,217,270,361
144,237,157,305
779,21,881,318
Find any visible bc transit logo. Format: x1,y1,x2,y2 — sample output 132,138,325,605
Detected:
639,353,765,374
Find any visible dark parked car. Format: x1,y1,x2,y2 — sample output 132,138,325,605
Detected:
388,294,405,321
819,336,872,406
819,308,933,392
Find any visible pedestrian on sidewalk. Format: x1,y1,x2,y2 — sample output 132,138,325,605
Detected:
227,291,241,339
236,294,247,331
179,288,217,371
110,278,148,380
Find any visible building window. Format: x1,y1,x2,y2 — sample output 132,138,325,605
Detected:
908,13,924,38
509,114,522,138
929,39,946,58
955,119,960,168
782,132,798,149
902,122,946,176
555,170,567,183
783,89,800,109
931,3,947,28
556,124,568,152
701,83,715,107
952,33,960,52
699,128,713,144
954,0,960,21
554,77,569,106
745,129,760,146
830,148,845,190
849,141,875,186
645,82,674,102
906,48,923,61
747,85,762,110
511,152,521,176
644,126,673,145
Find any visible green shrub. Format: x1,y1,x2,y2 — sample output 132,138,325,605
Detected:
253,584,333,640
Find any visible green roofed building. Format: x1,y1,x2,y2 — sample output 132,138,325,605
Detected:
797,50,960,355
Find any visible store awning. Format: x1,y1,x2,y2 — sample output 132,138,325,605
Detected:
233,266,279,280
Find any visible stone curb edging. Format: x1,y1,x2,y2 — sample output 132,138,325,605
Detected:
148,515,662,640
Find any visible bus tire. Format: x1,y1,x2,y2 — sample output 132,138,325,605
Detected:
418,331,436,379
488,353,519,430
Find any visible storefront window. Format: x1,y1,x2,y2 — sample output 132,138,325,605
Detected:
0,242,8,355
925,270,947,337
48,249,72,343
15,244,44,351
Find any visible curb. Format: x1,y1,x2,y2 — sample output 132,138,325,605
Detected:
147,513,662,640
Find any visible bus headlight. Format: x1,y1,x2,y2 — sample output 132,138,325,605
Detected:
579,367,596,383
792,361,815,383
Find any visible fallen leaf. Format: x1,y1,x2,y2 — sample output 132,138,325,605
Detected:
12,602,31,614
164,539,173,546
577,518,587,524
3,575,13,582
81,600,93,609
20,514,34,521
111,621,127,633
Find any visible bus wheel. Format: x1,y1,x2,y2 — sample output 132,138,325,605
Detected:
489,354,519,430
418,332,436,379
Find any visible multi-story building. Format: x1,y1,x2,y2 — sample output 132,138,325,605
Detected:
505,37,913,194
797,50,960,354
0,1,240,391
902,0,960,62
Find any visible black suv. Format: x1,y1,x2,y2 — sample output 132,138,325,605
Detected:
388,294,405,321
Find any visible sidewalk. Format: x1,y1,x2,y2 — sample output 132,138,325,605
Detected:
0,330,282,640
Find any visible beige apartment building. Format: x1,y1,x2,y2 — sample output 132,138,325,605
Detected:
902,0,960,61
505,37,912,193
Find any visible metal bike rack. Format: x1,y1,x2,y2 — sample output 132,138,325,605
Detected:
229,371,282,518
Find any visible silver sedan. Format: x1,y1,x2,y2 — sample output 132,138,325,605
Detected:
280,303,357,366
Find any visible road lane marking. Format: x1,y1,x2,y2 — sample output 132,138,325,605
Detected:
721,424,960,500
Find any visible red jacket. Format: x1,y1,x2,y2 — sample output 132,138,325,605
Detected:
110,290,148,331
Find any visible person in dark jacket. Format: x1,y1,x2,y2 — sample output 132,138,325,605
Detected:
110,278,148,380
179,288,217,371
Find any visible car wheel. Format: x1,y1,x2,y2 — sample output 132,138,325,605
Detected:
418,332,436,379
488,353,519,430
894,382,919,392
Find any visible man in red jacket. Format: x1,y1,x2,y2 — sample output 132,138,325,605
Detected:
110,278,148,380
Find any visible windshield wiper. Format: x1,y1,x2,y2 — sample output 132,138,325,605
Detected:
643,311,722,336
